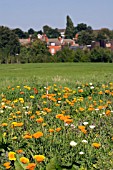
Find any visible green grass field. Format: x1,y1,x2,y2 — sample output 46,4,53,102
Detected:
0,63,113,88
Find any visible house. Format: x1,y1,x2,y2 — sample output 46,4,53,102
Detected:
47,37,76,55
111,40,113,51
19,38,31,46
57,29,66,38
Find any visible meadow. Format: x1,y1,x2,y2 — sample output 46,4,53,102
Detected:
0,63,113,170
0,63,113,87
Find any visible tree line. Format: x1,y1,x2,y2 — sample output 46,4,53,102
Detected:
0,15,113,64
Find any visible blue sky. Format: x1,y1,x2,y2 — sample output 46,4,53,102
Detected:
0,0,113,31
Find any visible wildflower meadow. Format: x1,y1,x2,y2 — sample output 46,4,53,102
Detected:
0,63,113,170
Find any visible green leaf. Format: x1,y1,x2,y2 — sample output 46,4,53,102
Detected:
0,132,2,143
14,155,27,170
46,157,57,170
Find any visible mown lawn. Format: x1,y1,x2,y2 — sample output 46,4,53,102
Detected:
0,63,113,88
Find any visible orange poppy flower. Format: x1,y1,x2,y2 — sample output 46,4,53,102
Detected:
1,123,8,127
78,89,83,93
33,155,45,163
79,107,85,112
20,157,29,164
105,110,111,116
32,132,43,139
36,117,43,123
16,149,23,154
3,162,10,168
23,134,32,139
81,129,87,134
78,126,85,130
26,163,36,170
56,127,62,132
56,114,63,119
30,115,35,119
98,91,103,95
49,129,54,133
88,107,94,111
92,143,101,148
16,122,24,127
64,119,73,124
98,105,104,110
20,91,24,94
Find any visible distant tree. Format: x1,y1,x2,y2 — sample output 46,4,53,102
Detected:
56,47,75,62
96,28,113,43
73,48,84,62
28,28,35,35
77,30,95,45
65,15,75,39
48,28,60,38
90,47,112,62
43,25,51,35
76,23,87,32
13,28,28,39
43,25,60,38
0,26,20,63
74,23,93,35
37,30,43,35
19,46,31,63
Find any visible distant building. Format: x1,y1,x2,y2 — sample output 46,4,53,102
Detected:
110,40,113,51
47,37,76,55
37,34,77,55
57,29,66,38
19,38,31,46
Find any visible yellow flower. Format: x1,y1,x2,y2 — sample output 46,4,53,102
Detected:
12,136,17,140
33,155,45,162
20,157,29,164
30,96,35,99
92,143,101,148
43,101,47,104
3,132,7,137
13,99,18,103
16,86,20,88
8,152,16,161
16,111,21,114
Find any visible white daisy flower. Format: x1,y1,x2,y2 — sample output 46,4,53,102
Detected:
70,141,77,147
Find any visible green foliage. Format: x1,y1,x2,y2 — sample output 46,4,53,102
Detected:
46,157,58,170
73,48,85,62
77,30,95,45
14,155,26,170
96,28,113,42
28,28,35,35
65,15,75,39
0,26,20,63
19,39,51,63
43,25,60,38
13,28,29,39
56,47,75,62
90,47,112,62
